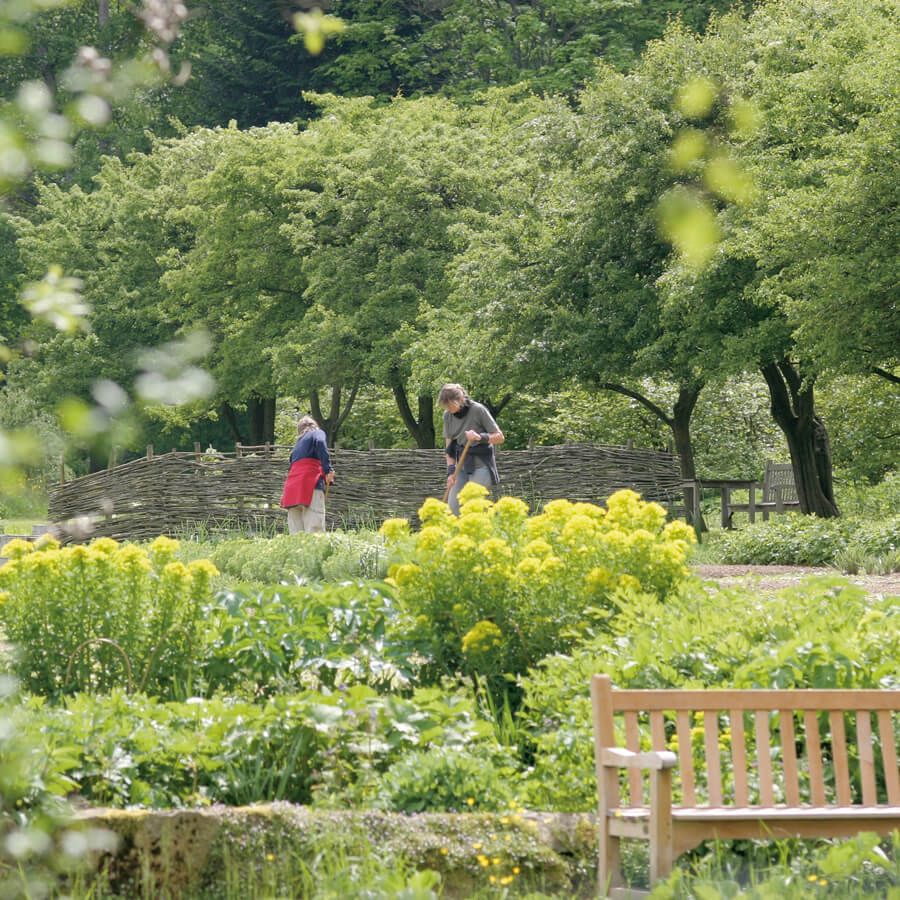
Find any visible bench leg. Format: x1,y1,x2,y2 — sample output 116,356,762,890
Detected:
649,768,674,885
598,817,623,897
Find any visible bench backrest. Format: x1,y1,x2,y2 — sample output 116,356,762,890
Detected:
591,675,900,809
762,461,798,503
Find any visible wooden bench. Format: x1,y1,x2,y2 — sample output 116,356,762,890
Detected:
721,460,801,528
591,674,900,898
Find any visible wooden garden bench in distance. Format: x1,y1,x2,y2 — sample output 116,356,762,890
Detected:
719,460,801,528
591,674,900,898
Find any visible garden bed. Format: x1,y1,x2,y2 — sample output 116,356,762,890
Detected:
76,805,598,899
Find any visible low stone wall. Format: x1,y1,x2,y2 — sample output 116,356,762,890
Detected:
77,805,600,898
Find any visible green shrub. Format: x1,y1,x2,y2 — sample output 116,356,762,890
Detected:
207,530,388,583
203,583,425,696
19,685,499,809
836,470,900,519
717,514,851,565
716,514,900,567
0,535,217,698
378,748,515,813
380,486,696,685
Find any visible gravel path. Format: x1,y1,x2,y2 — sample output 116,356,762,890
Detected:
693,564,900,596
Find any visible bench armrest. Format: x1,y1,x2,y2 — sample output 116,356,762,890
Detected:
600,747,677,771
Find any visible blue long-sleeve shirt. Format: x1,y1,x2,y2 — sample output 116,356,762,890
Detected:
289,428,332,491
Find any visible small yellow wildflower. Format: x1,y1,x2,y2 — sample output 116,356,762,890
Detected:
466,797,475,806
513,866,520,875
489,875,496,884
266,853,274,861
492,857,501,865
500,816,509,824
819,880,827,887
440,848,448,855
472,842,482,850
500,875,514,885
807,875,818,883
477,855,489,867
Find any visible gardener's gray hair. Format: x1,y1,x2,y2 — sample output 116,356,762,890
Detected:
438,384,470,407
296,415,319,437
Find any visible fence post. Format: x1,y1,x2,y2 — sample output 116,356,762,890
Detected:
368,438,375,450
146,445,154,461
59,453,66,485
194,442,201,460
236,443,243,458
107,446,118,469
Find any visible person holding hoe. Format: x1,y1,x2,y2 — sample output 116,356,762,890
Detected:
280,415,335,534
439,383,504,515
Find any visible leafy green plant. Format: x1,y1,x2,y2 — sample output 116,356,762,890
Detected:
0,535,218,698
378,747,515,813
205,530,388,583
717,515,851,565
202,583,425,696
717,514,900,567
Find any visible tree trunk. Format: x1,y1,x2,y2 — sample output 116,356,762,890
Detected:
599,380,703,528
760,360,839,517
310,383,359,447
220,401,245,445
391,375,436,448
98,0,110,26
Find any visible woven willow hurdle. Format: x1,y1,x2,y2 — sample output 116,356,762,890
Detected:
47,443,685,541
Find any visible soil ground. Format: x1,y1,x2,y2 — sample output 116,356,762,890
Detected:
693,564,900,597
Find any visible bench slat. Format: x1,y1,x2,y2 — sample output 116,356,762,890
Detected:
755,711,775,806
651,711,666,752
831,711,852,806
857,711,877,806
878,710,900,805
612,689,900,712
625,711,643,806
780,710,800,807
676,710,696,807
804,710,827,806
705,712,723,806
730,709,749,806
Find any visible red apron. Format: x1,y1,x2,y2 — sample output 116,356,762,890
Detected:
280,458,323,508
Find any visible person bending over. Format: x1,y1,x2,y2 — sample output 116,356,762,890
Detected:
280,416,335,534
439,383,504,516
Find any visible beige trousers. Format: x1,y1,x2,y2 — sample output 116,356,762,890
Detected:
286,488,326,534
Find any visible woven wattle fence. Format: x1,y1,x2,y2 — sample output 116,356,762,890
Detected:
47,443,685,541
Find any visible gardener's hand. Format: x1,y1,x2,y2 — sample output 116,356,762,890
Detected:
325,470,335,484
446,472,457,488
464,429,482,443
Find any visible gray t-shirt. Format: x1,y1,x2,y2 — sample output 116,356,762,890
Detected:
443,401,499,445
443,401,501,484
